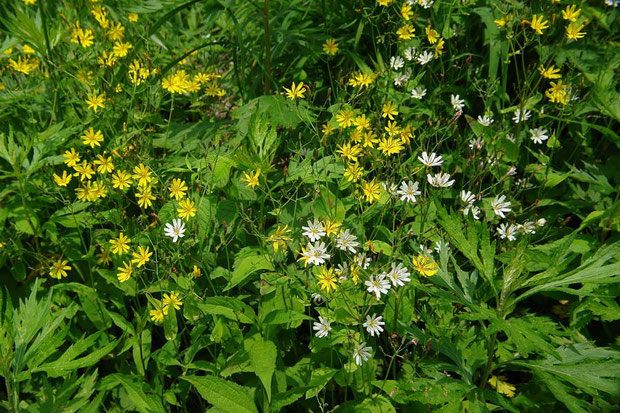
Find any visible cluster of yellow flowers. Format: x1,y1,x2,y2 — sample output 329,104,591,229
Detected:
498,4,586,41
162,69,226,96
149,291,184,323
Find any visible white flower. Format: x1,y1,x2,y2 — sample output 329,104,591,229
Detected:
491,195,511,218
419,0,434,8
506,133,516,143
404,47,417,61
419,244,433,256
363,314,385,337
417,51,433,65
468,138,484,150
435,241,449,254
518,221,536,235
302,219,326,242
477,115,494,126
336,230,360,253
164,218,186,243
311,293,324,304
355,253,371,270
304,242,330,266
397,180,421,203
382,182,398,196
390,55,405,70
463,205,481,220
336,263,349,281
506,166,518,176
411,87,427,99
393,69,411,86
451,94,465,112
313,316,331,338
512,108,531,123
497,223,518,241
387,262,411,287
427,172,455,188
353,342,372,366
460,190,476,205
536,218,547,227
529,128,549,144
365,273,391,300
418,151,443,167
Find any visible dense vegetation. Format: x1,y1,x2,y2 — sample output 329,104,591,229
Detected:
1,0,619,411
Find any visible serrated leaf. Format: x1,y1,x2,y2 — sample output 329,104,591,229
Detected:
244,334,277,402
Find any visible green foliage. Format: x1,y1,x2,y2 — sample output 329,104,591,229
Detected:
0,0,619,411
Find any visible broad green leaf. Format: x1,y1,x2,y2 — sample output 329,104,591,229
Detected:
224,249,274,291
197,297,255,324
181,375,258,413
244,334,277,401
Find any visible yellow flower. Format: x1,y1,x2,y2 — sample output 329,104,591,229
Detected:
362,131,378,148
150,306,165,323
97,51,117,67
8,56,39,74
316,267,338,293
344,163,364,182
283,82,306,100
128,13,139,22
132,163,152,187
53,170,72,187
336,109,355,128
73,161,94,181
494,16,507,27
323,219,342,236
242,169,261,188
76,181,95,201
336,142,362,162
360,179,382,203
412,254,438,277
63,148,80,167
85,91,106,113
538,65,561,79
377,137,404,156
384,120,401,136
561,5,581,22
322,39,338,55
401,3,412,20
177,198,197,221
162,70,191,93
96,247,112,265
117,261,133,283
22,0,37,5
163,291,183,312
265,224,292,253
136,186,155,209
377,0,394,6
322,123,335,136
112,41,132,58
110,233,131,255
192,265,201,278
434,38,445,58
94,155,114,174
566,22,586,40
529,14,549,35
488,376,516,398
80,127,104,148
50,259,70,279
169,178,188,200
425,26,439,44
91,181,108,200
382,101,398,120
131,246,152,268
354,114,371,131
351,71,375,88
396,24,415,40
107,22,125,41
111,170,132,190
400,125,414,145
70,24,94,48
545,80,569,104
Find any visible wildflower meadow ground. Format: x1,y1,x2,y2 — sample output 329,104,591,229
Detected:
0,0,619,411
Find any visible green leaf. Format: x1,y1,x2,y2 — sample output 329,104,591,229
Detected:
196,297,255,324
224,249,274,291
110,374,166,413
181,375,258,413
244,334,277,402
